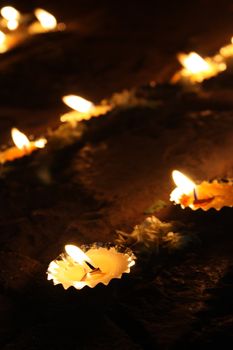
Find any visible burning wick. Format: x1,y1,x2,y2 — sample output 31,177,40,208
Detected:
170,170,211,209
65,244,102,275
193,188,198,201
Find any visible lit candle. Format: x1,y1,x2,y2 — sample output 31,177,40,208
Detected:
61,95,112,123
47,243,136,290
170,170,233,211
171,52,226,84
28,8,58,34
0,29,28,53
0,6,20,31
0,128,47,164
0,6,31,53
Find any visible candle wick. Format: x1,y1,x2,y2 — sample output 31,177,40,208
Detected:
193,188,198,201
85,260,96,270
84,260,102,274
80,260,103,281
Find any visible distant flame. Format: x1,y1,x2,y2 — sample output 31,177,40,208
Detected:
7,19,19,30
170,170,196,204
11,128,30,149
219,37,233,58
62,95,93,113
172,170,196,193
34,138,47,148
178,52,210,74
65,244,92,265
174,51,226,83
34,8,57,30
1,6,20,21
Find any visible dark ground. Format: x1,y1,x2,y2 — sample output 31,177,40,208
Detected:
0,1,233,349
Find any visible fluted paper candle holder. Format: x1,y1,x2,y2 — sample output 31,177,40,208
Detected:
47,243,136,290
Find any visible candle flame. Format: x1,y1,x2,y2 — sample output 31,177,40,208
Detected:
178,52,210,74
170,170,196,204
62,95,93,113
11,128,30,149
34,8,57,30
174,51,226,83
34,138,47,148
1,6,20,21
172,170,196,193
7,19,19,30
65,244,92,265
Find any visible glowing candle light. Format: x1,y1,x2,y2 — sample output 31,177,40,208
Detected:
0,30,7,52
172,52,226,84
219,37,233,58
7,19,19,30
63,95,93,113
28,8,57,34
0,6,27,53
0,128,47,164
61,95,112,123
47,243,136,290
170,170,233,210
1,6,20,21
0,6,20,31
35,8,57,29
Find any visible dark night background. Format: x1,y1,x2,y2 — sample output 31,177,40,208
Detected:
0,1,233,349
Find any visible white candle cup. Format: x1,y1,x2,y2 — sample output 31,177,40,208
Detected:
47,243,136,290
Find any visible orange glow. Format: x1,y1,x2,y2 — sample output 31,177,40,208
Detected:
219,37,233,58
7,19,19,30
170,170,196,204
172,170,195,193
62,95,93,113
1,6,20,21
11,128,30,149
0,30,7,53
34,138,47,148
178,52,210,74
173,51,226,83
11,128,47,150
34,8,57,30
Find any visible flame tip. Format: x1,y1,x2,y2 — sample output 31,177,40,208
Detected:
65,244,92,265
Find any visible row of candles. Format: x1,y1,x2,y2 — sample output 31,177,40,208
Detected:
3,126,232,211
1,6,233,291
46,168,233,291
0,5,63,53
